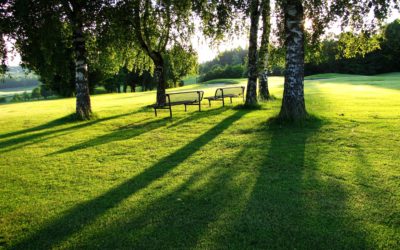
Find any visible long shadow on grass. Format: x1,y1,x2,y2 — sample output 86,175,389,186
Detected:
64,121,260,249
216,118,368,248
0,109,148,153
51,107,228,155
70,152,254,249
10,110,248,250
0,114,77,140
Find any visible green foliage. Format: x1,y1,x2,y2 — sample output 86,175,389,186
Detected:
199,47,247,75
305,19,400,76
165,45,198,87
10,93,22,102
31,87,41,99
21,91,30,101
0,96,6,103
200,64,245,82
40,85,54,99
337,32,381,59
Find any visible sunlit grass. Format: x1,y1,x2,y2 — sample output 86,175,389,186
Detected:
0,74,399,249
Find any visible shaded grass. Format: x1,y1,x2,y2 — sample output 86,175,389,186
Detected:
0,73,399,249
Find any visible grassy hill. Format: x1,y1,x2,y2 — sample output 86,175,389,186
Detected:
0,74,399,249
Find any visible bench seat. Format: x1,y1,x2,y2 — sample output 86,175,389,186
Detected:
153,90,204,118
205,86,245,106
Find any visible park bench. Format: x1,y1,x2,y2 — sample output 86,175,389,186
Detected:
204,86,245,107
153,90,204,118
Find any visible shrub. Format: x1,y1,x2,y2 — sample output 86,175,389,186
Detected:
200,64,245,82
31,87,42,99
11,94,22,102
0,97,6,103
22,91,31,101
40,85,53,99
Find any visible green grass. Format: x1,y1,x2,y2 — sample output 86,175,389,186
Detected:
1,74,399,249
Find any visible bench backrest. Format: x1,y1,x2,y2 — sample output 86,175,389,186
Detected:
166,90,204,104
215,86,245,97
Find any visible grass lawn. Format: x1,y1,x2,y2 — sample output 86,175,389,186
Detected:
0,74,399,249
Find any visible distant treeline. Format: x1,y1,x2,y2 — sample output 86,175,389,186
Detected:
199,19,400,81
0,66,40,89
0,79,39,89
305,19,400,75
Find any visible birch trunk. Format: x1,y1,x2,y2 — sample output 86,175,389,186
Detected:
279,0,306,120
245,0,260,106
72,13,91,120
153,52,166,106
258,0,271,100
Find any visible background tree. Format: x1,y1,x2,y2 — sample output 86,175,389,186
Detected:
9,0,110,119
245,0,261,106
275,0,398,120
115,0,193,106
165,44,198,87
0,2,8,76
258,0,271,100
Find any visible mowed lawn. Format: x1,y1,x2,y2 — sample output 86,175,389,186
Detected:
0,74,399,249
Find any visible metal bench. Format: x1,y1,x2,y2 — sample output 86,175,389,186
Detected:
204,86,245,107
153,90,204,118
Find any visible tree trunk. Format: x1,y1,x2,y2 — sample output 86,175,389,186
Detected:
279,0,307,120
245,0,260,106
131,81,136,92
153,52,166,106
258,0,271,100
72,13,91,120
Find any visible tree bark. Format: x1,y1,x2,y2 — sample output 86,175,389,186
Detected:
258,0,271,100
153,52,166,105
245,0,260,106
279,0,307,120
131,80,136,92
72,11,92,120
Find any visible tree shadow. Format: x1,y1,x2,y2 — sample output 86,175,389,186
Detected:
167,106,227,128
70,154,252,249
49,118,170,155
217,117,368,248
50,107,229,155
0,114,77,140
0,109,149,154
10,110,249,250
351,146,400,248
42,114,367,249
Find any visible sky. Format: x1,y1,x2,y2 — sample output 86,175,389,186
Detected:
5,9,400,66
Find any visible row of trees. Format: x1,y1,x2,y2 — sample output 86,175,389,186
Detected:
198,18,400,79
1,0,398,120
306,19,400,75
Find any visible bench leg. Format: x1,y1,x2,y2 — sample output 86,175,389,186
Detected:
222,97,225,107
154,107,157,117
199,102,201,112
230,97,233,104
169,105,172,118
208,99,211,107
184,104,187,112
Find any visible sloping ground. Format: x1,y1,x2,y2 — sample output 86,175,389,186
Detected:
0,74,399,249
